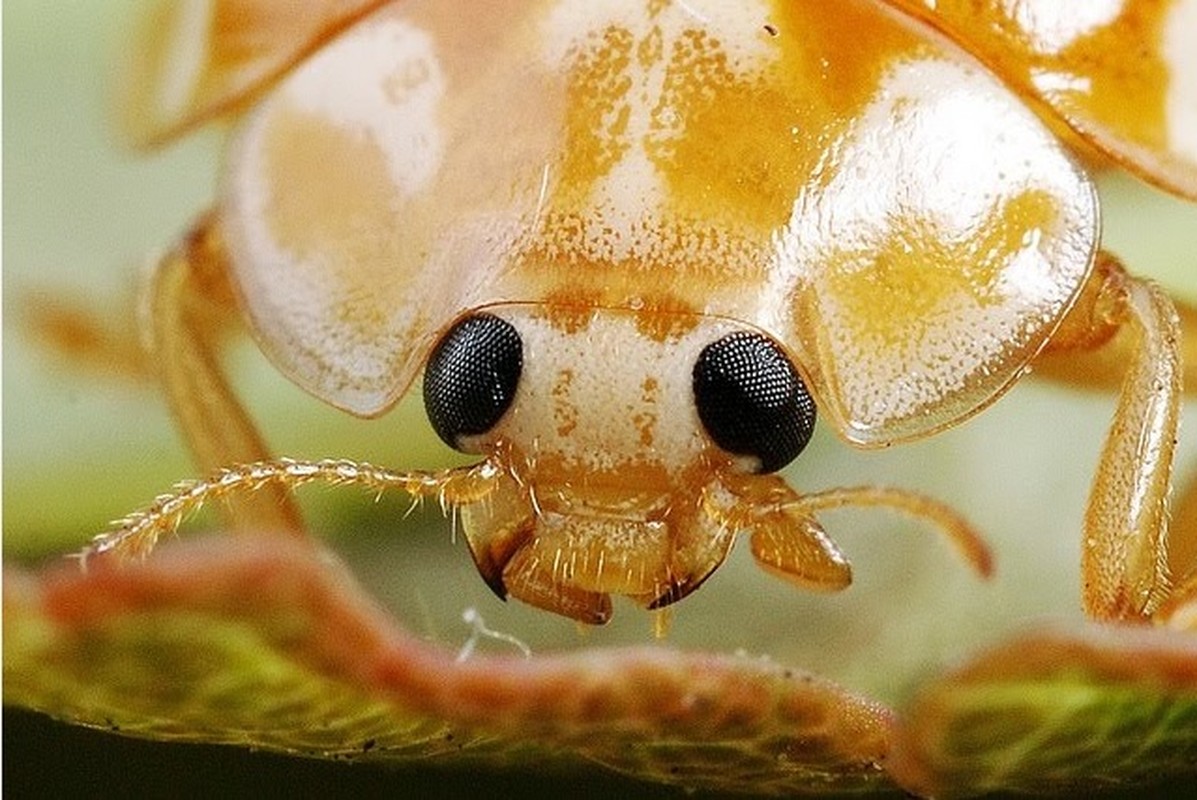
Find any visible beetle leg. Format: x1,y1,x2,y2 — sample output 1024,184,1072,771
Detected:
1157,470,1197,628
1035,253,1183,621
1083,264,1180,621
1157,572,1197,632
1034,256,1197,396
20,291,153,381
144,213,304,535
1168,470,1197,612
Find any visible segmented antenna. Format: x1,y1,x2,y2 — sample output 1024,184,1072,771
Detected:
80,457,502,566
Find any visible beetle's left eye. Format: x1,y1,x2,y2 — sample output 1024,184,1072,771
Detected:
693,332,816,473
423,313,522,451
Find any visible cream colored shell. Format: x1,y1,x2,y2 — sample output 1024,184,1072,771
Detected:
219,0,1098,445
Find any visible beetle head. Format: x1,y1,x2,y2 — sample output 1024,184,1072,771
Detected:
421,302,821,623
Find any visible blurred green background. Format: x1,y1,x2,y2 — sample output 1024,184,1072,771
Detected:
4,2,1196,797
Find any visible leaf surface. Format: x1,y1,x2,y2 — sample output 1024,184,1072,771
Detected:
3,535,896,796
889,625,1197,796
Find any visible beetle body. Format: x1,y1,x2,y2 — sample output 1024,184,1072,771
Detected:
225,0,1098,435
88,0,1194,624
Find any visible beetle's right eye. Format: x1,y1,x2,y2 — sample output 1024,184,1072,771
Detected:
693,331,816,473
423,313,522,451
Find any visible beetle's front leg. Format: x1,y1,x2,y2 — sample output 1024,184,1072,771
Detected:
1035,253,1184,621
1080,260,1180,621
144,213,303,536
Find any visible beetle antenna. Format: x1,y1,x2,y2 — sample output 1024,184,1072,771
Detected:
80,457,503,564
786,486,995,578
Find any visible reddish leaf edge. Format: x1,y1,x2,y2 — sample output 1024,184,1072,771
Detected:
3,534,897,795
888,622,1197,797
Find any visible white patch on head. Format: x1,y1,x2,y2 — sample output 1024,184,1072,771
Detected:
279,15,446,198
489,309,751,475
1164,0,1197,165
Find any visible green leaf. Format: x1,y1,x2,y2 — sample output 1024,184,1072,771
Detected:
889,625,1197,796
4,535,897,796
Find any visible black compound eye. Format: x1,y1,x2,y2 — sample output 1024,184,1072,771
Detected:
693,332,816,473
423,313,522,450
